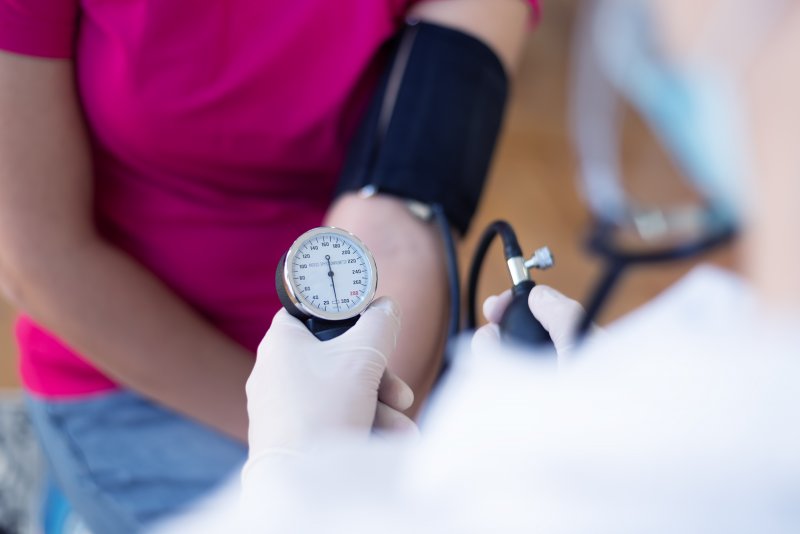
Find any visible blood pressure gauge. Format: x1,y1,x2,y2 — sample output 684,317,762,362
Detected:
276,227,378,340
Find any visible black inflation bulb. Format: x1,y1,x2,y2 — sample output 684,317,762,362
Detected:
499,281,554,350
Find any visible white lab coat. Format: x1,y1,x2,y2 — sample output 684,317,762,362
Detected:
155,266,800,533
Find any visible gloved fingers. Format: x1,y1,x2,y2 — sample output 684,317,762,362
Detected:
482,289,513,325
378,369,415,413
373,402,419,437
335,297,401,366
250,309,317,398
528,285,585,357
471,323,502,355
259,308,317,350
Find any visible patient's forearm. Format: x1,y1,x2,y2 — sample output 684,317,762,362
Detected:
0,52,252,441
6,237,253,441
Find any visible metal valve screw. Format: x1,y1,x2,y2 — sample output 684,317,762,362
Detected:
524,246,554,270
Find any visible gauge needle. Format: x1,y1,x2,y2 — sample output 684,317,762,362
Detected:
325,255,341,312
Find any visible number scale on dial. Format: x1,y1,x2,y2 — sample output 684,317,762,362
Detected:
291,234,371,314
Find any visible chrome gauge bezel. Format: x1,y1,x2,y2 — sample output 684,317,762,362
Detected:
281,226,378,322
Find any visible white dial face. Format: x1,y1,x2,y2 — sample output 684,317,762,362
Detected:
288,229,376,320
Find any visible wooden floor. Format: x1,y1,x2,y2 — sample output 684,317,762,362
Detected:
0,1,735,389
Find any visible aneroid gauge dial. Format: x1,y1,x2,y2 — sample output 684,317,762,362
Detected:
276,227,378,340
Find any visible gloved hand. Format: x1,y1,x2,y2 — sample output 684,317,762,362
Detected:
245,297,417,464
472,285,594,362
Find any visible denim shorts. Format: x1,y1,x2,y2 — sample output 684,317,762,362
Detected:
25,390,246,534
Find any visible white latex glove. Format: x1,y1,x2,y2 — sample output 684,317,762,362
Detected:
245,297,417,463
472,285,594,362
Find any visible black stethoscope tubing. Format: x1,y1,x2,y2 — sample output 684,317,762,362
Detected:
575,219,737,339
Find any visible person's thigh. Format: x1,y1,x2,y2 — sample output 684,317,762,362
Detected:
26,390,246,534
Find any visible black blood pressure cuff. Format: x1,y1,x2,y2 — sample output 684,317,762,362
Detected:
335,21,509,235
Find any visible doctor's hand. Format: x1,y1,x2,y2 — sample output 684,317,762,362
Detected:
246,297,417,461
473,285,593,361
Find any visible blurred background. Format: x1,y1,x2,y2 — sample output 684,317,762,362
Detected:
0,0,734,390
465,1,735,333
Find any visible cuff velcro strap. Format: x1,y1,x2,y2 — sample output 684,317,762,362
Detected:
335,21,509,235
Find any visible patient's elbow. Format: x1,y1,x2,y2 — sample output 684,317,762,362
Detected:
0,230,98,313
0,239,59,311
0,257,29,310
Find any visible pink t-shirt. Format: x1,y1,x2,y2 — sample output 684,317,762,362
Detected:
1,0,538,397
